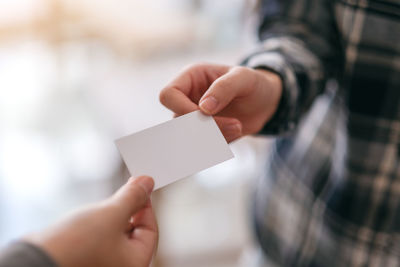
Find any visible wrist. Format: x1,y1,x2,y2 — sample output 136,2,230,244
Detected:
254,68,283,118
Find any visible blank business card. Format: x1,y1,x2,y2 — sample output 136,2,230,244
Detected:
115,111,234,190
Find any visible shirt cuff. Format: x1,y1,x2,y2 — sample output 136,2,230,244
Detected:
0,241,58,267
242,51,299,135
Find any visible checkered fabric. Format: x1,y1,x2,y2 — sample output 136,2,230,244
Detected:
242,0,400,266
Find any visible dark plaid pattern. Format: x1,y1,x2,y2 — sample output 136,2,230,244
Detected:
242,0,400,266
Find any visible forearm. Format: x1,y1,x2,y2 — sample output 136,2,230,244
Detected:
243,0,342,135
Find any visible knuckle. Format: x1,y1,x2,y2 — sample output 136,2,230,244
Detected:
230,66,249,76
159,88,171,105
183,63,199,72
184,62,208,73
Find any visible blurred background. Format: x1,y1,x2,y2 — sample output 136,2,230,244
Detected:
0,0,272,266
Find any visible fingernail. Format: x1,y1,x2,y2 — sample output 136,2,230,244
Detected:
199,96,218,114
134,176,154,195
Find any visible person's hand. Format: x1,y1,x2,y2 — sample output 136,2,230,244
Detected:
159,63,283,142
26,176,157,267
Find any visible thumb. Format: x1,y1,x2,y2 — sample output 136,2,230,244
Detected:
198,66,255,115
111,176,154,219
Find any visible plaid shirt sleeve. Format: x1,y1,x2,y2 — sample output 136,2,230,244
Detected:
241,0,343,135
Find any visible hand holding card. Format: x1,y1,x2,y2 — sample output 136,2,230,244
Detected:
115,111,234,190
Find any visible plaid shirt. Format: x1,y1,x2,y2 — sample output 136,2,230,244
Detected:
242,0,400,266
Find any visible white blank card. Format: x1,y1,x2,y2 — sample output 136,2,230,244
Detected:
115,111,234,190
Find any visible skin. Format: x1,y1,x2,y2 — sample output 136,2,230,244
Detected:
26,176,158,267
17,63,281,267
159,63,283,142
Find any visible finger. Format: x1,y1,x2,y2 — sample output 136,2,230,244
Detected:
199,66,255,115
129,200,158,258
160,63,231,115
159,88,199,115
130,200,157,236
112,176,154,220
213,116,243,143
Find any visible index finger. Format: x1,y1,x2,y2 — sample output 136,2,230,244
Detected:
159,87,199,115
159,63,230,115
